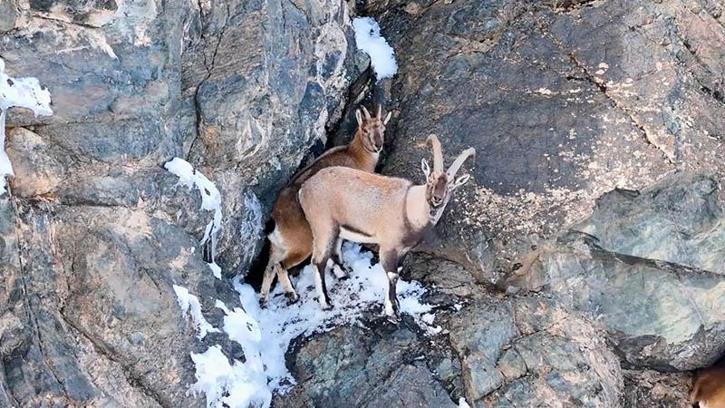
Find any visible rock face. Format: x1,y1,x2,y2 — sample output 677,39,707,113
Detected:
1,0,723,407
0,0,362,405
370,0,724,283
276,323,458,407
448,295,623,407
507,173,725,371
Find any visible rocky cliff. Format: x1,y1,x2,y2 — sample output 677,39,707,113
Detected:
0,0,723,407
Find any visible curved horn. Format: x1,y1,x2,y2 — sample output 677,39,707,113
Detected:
377,104,382,118
427,134,444,174
361,105,371,119
446,147,476,179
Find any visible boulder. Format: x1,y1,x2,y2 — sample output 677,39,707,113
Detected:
507,174,725,371
275,323,459,407
446,295,623,407
574,173,724,274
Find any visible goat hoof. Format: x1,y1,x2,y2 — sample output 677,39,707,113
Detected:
321,302,334,311
285,292,299,305
259,297,268,309
332,265,349,280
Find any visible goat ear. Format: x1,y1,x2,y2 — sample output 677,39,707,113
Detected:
355,109,363,126
452,174,470,189
421,158,431,178
383,111,392,125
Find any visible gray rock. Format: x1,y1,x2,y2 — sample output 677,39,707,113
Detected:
0,0,19,32
277,323,457,407
445,295,623,407
575,173,724,274
506,173,725,371
510,218,725,370
622,369,692,408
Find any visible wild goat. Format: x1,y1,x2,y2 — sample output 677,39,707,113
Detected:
299,135,475,320
259,105,392,306
691,365,725,408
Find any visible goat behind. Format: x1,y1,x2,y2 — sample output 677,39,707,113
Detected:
260,105,392,306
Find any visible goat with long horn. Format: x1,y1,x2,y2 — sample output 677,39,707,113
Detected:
298,135,475,320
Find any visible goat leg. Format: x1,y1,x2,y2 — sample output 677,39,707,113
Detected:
275,264,299,304
381,249,401,322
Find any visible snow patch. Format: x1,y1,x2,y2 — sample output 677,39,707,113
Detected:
164,157,222,264
235,242,438,392
190,345,272,408
172,285,220,339
353,17,398,80
459,397,472,408
0,58,53,196
208,262,222,279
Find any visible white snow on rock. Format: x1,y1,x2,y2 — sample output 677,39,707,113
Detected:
190,345,272,408
353,17,398,81
459,397,472,408
235,242,439,392
208,262,222,279
172,285,220,339
164,157,223,266
0,58,53,195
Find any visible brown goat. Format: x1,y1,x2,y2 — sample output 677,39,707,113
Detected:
299,135,474,320
692,365,725,408
259,105,392,306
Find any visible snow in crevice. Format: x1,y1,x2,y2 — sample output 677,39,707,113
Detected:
0,58,53,196
173,285,220,339
352,17,398,81
190,345,272,408
164,157,222,267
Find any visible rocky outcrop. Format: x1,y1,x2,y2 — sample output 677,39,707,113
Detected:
505,173,725,372
369,0,724,284
0,0,363,405
447,295,623,407
275,323,459,407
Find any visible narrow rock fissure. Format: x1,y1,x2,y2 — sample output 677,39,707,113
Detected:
186,9,229,162
9,198,69,397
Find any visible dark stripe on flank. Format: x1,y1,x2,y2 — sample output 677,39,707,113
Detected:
342,224,374,238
